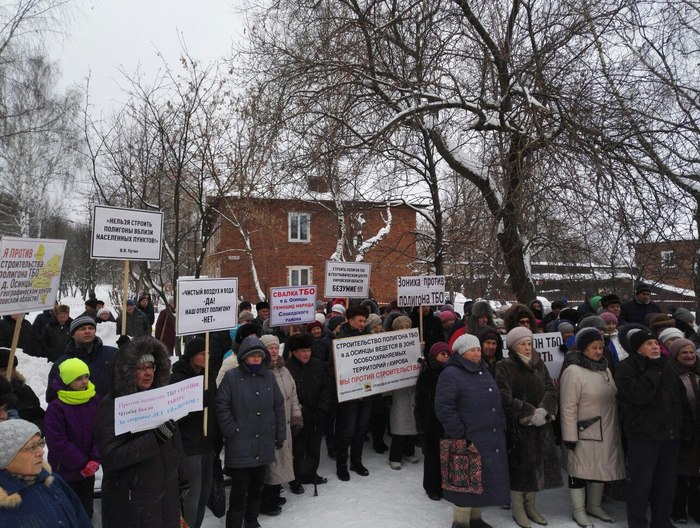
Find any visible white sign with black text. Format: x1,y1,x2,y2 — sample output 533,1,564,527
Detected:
91,205,163,261
323,261,371,299
176,277,238,336
396,275,446,307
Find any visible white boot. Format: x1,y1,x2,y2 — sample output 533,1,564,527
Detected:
511,491,531,528
524,492,548,525
586,482,614,522
452,506,471,528
469,508,493,528
570,487,594,528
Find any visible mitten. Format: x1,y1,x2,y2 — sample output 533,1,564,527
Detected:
80,460,100,478
530,409,547,427
155,419,177,443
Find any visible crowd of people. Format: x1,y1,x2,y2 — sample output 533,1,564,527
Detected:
0,284,697,528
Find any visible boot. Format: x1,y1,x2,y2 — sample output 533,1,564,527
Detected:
570,487,594,528
337,449,350,481
350,460,369,476
511,491,531,528
524,492,548,525
226,510,244,528
259,484,281,516
587,482,614,522
470,507,494,528
452,506,471,528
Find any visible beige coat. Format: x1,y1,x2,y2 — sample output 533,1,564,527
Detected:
266,359,302,485
560,364,626,481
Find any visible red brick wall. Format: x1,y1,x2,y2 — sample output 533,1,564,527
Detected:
206,198,417,304
635,239,696,290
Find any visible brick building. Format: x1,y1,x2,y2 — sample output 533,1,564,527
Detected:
635,239,696,290
204,197,418,304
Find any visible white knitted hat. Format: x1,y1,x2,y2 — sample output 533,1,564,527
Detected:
0,419,40,469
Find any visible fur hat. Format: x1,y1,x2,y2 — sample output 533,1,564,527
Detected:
286,333,314,353
649,314,675,335
575,328,604,352
346,305,370,320
111,336,171,397
58,357,90,385
328,316,346,332
506,327,533,350
84,298,98,309
559,308,580,325
600,294,621,308
260,334,280,349
0,347,18,370
237,336,268,362
0,420,40,469
471,300,493,318
365,313,382,333
184,337,206,359
629,330,657,354
70,315,96,336
391,315,412,331
235,323,259,344
669,338,696,358
453,334,481,355
429,341,451,358
0,376,17,410
635,283,652,295
658,327,684,345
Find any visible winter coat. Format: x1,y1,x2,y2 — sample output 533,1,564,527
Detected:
390,386,417,436
44,378,100,482
46,337,118,403
8,370,45,432
495,351,562,492
671,357,700,476
94,336,186,528
559,351,625,481
155,307,176,355
620,298,662,326
116,309,151,338
435,353,510,507
0,316,44,358
285,355,332,425
0,465,92,528
42,316,73,362
411,308,443,358
316,334,334,363
216,361,286,469
137,301,155,326
615,352,689,442
170,359,217,456
266,357,301,484
414,357,445,445
216,354,239,387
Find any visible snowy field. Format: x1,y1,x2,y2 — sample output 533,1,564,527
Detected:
13,291,698,528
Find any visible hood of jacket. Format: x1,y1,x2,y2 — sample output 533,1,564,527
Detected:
111,336,171,397
0,464,54,510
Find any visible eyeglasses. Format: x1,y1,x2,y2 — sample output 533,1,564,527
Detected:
20,439,46,453
136,365,156,373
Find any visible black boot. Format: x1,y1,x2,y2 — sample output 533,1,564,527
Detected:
259,484,281,516
350,460,369,476
226,510,244,528
336,449,350,481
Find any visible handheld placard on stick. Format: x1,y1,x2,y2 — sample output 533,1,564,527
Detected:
121,260,129,337
419,307,424,343
5,314,23,381
204,332,210,437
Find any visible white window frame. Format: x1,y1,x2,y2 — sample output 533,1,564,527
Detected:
661,250,676,269
288,266,312,286
288,212,311,243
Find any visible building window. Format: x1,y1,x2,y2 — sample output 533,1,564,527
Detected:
661,250,676,269
289,212,310,242
289,266,312,286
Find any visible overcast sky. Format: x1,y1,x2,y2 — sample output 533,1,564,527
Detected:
53,0,247,114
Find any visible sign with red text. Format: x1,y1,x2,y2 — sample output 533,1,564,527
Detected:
91,205,163,261
114,377,203,435
396,275,446,307
332,328,422,402
269,285,317,327
176,277,238,336
0,237,66,315
503,331,565,384
324,261,371,298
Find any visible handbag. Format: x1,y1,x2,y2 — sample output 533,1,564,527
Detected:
440,438,483,494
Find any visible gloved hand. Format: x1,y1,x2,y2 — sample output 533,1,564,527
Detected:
80,460,100,478
155,419,177,443
564,441,577,451
530,408,548,427
116,335,131,348
275,439,284,450
179,480,190,499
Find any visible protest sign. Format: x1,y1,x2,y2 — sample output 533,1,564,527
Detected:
114,377,203,435
324,261,371,299
176,277,238,336
503,331,565,383
396,275,446,307
91,205,164,261
333,328,422,402
0,237,66,316
269,285,317,327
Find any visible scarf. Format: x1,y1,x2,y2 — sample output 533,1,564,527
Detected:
567,349,608,372
11,473,38,486
57,382,97,405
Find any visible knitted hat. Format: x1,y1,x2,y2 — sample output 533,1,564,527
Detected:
328,316,346,332
440,304,454,313
59,357,90,385
331,304,347,315
439,311,456,323
453,334,481,355
0,348,18,370
126,299,135,307
600,294,621,308
671,307,695,325
391,315,412,331
315,301,326,311
365,313,383,333
238,310,255,323
669,338,696,358
599,312,618,325
629,330,657,354
506,327,533,350
84,298,98,309
635,283,652,295
430,341,451,358
137,353,155,365
260,334,280,349
306,320,324,333
0,420,41,469
184,337,206,359
557,321,575,334
658,327,684,345
578,315,605,331
315,313,326,325
575,328,604,352
70,315,96,336
237,336,267,361
286,333,313,353
96,308,111,319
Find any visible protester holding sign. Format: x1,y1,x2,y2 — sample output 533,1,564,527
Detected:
95,336,187,528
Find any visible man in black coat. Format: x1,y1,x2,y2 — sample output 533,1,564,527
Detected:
620,283,662,325
285,333,331,485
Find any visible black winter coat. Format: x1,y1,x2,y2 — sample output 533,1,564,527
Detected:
0,316,44,357
285,355,332,429
620,298,662,326
414,357,444,444
42,317,72,362
410,308,443,359
10,371,45,432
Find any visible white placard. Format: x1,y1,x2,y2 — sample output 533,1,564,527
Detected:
396,275,446,307
332,328,422,402
91,205,164,261
323,260,372,299
176,277,238,336
503,331,565,383
114,377,203,435
269,285,317,327
0,237,66,316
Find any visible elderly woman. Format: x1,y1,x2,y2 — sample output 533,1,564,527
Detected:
560,328,625,527
669,338,700,524
0,419,91,527
496,326,561,528
435,334,509,528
